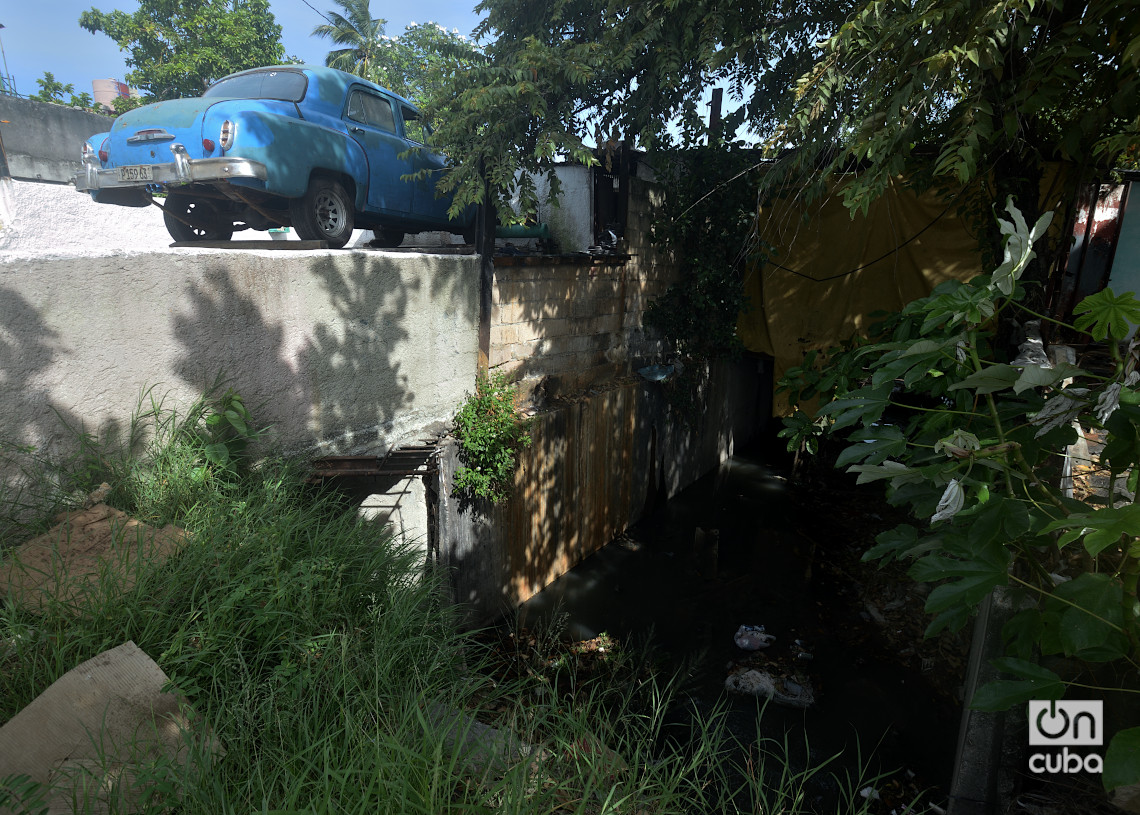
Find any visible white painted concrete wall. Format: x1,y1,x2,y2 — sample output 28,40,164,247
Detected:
1,179,172,255
1,245,480,472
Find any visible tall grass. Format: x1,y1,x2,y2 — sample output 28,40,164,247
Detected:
0,391,933,814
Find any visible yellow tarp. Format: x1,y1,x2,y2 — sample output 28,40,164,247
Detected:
740,179,985,415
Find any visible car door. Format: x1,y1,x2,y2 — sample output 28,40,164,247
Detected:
398,104,452,224
344,89,414,215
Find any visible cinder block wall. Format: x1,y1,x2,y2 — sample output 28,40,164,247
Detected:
490,178,674,401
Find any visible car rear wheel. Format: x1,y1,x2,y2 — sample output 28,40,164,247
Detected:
290,178,354,248
163,194,234,242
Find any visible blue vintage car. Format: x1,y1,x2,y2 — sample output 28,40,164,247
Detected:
74,65,472,248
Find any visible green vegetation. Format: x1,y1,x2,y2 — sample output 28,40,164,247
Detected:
78,0,286,101
28,72,100,112
0,391,919,813
312,0,479,107
452,372,532,505
780,202,1140,792
644,145,756,424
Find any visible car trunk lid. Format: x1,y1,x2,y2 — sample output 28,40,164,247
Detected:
108,98,220,165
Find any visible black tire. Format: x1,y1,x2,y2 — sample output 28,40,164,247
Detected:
368,227,405,248
289,177,354,248
163,194,234,242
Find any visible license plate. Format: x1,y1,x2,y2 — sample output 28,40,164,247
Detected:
117,165,154,182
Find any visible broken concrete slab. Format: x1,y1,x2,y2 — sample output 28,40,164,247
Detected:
0,641,221,815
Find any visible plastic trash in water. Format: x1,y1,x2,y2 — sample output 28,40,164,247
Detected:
734,624,775,650
637,364,675,382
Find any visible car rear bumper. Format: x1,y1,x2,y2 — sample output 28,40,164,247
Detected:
74,143,268,192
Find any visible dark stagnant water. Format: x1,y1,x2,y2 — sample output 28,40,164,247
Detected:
514,453,961,809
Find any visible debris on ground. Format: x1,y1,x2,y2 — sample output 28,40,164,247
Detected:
426,703,544,778
724,666,815,708
733,624,775,650
0,641,221,815
0,489,186,611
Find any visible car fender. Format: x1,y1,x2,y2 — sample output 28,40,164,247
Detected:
203,105,369,204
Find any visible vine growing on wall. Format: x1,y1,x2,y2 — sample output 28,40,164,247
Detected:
644,143,759,424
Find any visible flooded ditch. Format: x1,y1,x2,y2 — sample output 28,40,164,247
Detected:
510,452,967,811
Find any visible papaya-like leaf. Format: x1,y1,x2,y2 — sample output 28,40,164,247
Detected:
1073,288,1140,341
1043,506,1140,557
970,659,1064,711
948,364,1021,394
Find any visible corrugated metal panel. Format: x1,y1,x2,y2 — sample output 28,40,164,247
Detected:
507,385,639,604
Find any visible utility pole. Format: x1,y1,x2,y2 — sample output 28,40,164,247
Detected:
0,24,14,96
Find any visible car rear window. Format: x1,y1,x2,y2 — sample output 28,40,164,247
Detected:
204,70,308,101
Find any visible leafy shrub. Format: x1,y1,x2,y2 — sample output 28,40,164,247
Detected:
780,200,1140,791
452,372,532,504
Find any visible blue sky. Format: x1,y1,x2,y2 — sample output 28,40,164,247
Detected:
1,1,484,99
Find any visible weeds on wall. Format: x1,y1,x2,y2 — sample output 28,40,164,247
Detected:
0,383,266,547
452,372,532,505
780,200,1140,792
644,144,758,426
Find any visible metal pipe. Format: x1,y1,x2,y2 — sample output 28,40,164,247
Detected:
0,24,12,95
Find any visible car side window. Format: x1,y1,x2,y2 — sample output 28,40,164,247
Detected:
401,106,430,146
347,92,367,124
347,90,396,134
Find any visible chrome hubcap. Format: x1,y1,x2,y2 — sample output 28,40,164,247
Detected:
315,191,345,236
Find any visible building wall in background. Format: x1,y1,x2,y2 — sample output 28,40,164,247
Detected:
0,95,113,183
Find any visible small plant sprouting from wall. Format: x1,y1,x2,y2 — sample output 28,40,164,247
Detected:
452,372,532,504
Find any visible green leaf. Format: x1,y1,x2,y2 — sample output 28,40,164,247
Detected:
990,656,1064,682
1012,362,1088,394
948,364,1021,395
1043,506,1140,557
202,442,230,467
836,425,907,467
846,460,925,485
970,659,1064,710
1002,608,1042,660
1103,405,1140,471
1050,573,1127,659
815,384,892,430
925,604,972,636
971,679,1063,711
1073,288,1140,341
862,524,942,564
224,409,250,436
924,573,1004,613
1104,727,1140,792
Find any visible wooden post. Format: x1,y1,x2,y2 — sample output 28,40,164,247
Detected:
709,87,723,140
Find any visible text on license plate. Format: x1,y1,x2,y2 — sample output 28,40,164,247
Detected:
117,165,154,182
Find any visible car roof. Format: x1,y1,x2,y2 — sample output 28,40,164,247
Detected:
211,65,420,115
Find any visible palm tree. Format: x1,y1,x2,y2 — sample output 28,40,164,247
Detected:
312,0,387,80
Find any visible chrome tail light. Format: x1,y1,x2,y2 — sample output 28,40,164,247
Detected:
220,120,236,152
